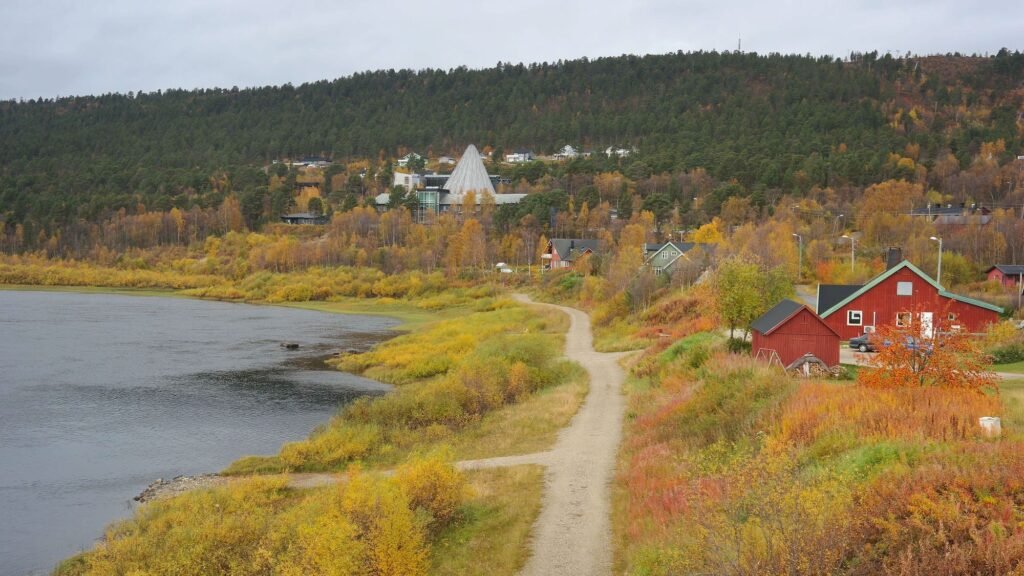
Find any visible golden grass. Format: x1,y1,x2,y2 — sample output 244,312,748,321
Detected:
431,465,544,576
449,364,587,460
279,297,464,332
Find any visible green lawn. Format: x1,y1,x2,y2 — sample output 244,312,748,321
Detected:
996,360,1024,375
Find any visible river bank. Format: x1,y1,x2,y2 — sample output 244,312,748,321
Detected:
0,289,403,576
47,283,590,576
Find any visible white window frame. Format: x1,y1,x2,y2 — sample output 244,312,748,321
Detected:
896,281,913,296
896,311,912,327
847,310,863,326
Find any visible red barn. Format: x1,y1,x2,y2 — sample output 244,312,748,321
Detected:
986,265,1024,290
752,299,840,367
819,260,1003,340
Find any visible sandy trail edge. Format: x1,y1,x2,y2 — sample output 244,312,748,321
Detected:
512,294,626,576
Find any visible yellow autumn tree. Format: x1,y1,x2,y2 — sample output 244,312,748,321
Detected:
690,217,725,244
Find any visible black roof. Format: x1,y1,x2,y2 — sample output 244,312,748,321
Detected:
817,284,863,315
988,264,1024,276
751,299,805,335
909,204,989,217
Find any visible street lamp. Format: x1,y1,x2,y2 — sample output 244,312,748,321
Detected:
841,234,855,273
930,236,943,285
832,214,844,237
792,233,803,281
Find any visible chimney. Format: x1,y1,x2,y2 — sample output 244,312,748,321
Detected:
886,247,903,270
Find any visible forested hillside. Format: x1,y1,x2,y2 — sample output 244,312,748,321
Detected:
2,49,1024,247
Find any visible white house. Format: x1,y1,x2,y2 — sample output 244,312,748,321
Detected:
392,172,424,190
397,152,424,168
553,145,579,160
505,149,535,163
605,146,633,157
438,156,456,166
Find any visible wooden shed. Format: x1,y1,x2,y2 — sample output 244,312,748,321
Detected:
752,299,840,367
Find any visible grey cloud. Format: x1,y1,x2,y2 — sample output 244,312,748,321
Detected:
0,0,1021,99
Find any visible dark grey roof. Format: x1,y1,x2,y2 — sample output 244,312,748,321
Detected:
816,284,863,315
909,204,990,217
751,299,805,335
989,264,1024,276
644,241,716,255
550,239,601,261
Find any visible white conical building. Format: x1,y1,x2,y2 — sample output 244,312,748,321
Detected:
443,144,496,197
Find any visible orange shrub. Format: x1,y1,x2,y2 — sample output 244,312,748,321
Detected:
779,383,1002,445
849,443,1024,576
858,317,999,393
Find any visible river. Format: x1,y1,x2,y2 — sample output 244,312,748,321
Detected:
0,290,399,576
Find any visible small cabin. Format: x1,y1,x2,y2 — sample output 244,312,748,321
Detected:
752,299,840,367
280,212,328,225
987,265,1024,291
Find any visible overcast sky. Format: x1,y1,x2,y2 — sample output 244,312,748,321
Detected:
1,0,1021,100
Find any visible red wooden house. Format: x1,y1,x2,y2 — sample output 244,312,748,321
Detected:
543,239,601,270
752,299,840,367
986,265,1024,291
819,260,1002,340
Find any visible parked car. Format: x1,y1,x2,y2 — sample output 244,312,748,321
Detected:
850,334,934,354
899,336,934,354
849,333,877,353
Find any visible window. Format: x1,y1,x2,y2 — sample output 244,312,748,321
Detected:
847,310,863,326
896,312,912,327
947,312,958,322
897,281,913,296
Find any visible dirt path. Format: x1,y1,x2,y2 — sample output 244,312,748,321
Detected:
512,294,626,576
136,295,629,576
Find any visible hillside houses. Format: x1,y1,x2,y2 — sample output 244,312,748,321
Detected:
505,149,535,163
909,203,992,225
376,144,524,221
642,242,714,276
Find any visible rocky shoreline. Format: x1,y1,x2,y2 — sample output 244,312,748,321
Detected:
134,474,228,503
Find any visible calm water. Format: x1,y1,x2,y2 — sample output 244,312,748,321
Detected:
0,291,399,576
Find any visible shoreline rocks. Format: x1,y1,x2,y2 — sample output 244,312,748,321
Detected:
134,474,227,503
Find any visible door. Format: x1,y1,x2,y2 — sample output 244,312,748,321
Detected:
920,312,933,339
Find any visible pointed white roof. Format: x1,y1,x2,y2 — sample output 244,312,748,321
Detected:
444,144,495,196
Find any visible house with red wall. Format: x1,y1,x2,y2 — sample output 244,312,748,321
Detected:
818,260,1002,340
752,299,840,367
986,265,1024,291
543,238,601,270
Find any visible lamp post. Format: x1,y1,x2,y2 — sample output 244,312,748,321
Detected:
841,234,855,273
832,214,844,237
930,236,943,285
792,233,803,281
